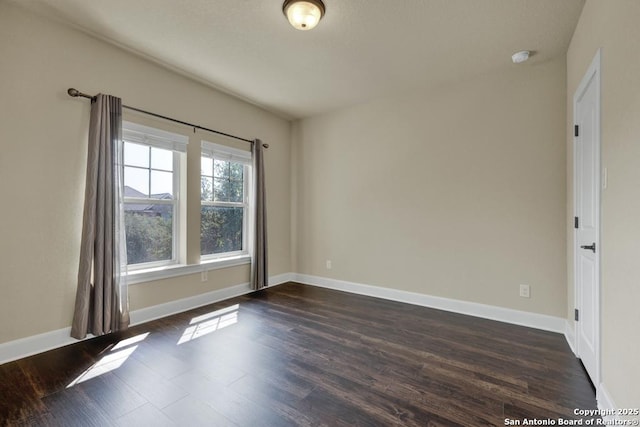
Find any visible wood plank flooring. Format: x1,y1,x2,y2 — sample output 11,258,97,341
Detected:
0,282,597,426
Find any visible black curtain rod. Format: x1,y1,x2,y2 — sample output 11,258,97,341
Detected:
67,88,268,148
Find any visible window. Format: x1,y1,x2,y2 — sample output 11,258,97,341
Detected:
122,122,187,268
201,141,251,259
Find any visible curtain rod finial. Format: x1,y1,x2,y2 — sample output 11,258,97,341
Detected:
68,88,80,97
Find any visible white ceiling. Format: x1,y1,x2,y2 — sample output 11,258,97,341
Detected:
15,0,584,119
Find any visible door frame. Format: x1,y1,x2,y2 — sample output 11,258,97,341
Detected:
572,48,601,388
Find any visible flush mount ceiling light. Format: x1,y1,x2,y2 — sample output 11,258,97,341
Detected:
511,50,530,64
283,0,326,31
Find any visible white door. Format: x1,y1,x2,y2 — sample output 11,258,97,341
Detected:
574,49,601,387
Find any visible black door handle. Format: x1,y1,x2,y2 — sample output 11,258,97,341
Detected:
580,243,596,253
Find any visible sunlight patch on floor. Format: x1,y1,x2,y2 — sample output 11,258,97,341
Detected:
66,332,149,388
177,304,239,345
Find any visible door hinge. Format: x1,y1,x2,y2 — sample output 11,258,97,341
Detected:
574,125,579,137
575,309,579,322
574,217,579,229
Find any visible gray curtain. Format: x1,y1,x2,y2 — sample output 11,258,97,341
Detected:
251,139,268,290
71,94,130,339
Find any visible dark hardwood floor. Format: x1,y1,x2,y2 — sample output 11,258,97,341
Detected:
1,282,597,426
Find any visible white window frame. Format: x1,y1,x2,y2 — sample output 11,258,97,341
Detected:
200,140,252,261
122,121,187,270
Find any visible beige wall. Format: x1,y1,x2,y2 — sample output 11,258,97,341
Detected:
567,0,640,409
294,58,567,317
0,2,291,344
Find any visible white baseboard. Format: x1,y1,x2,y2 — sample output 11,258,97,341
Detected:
128,282,252,326
0,327,78,367
564,320,577,355
597,383,618,421
0,272,294,365
130,271,292,325
269,272,295,287
294,273,566,333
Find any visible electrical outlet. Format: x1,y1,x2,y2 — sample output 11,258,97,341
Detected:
201,270,208,282
326,260,332,270
519,284,530,298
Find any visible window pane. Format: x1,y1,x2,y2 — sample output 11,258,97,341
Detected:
214,159,229,178
124,167,149,197
201,157,213,177
151,170,173,197
125,204,173,264
151,147,173,171
201,176,213,201
230,163,243,180
124,142,149,168
230,181,243,203
214,177,231,202
201,206,243,255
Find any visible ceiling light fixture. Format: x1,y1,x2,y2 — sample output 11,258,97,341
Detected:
511,50,530,64
283,0,326,31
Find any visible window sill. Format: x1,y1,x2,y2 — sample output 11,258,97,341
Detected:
125,255,251,285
